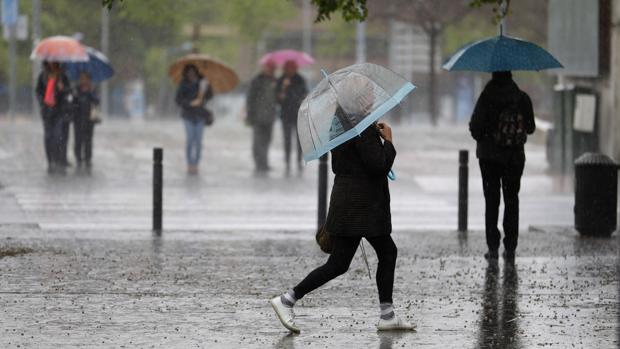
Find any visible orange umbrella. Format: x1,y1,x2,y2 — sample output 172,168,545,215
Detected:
30,36,88,62
168,54,239,94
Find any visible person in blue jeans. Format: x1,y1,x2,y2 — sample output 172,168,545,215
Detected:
175,64,212,175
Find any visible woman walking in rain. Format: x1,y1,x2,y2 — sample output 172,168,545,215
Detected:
35,61,71,174
175,64,212,175
270,73,415,333
73,73,99,170
469,71,535,262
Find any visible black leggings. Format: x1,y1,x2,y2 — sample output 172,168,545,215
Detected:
293,235,397,304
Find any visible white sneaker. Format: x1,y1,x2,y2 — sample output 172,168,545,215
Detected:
377,315,416,331
270,296,300,333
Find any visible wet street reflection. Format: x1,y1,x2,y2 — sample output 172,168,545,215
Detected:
478,262,521,349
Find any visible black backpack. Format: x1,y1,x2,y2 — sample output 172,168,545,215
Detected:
492,97,526,147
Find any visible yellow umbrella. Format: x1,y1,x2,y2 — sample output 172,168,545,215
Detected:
168,54,239,93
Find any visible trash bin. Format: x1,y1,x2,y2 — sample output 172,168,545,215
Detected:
574,153,618,237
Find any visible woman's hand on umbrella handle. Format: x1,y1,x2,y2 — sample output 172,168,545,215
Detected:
377,122,393,143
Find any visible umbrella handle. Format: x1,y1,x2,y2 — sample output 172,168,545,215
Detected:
388,169,396,181
321,69,329,79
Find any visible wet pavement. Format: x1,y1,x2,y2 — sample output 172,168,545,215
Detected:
0,227,618,348
0,118,617,348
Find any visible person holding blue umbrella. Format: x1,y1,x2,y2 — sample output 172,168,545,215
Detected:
270,63,416,333
63,46,113,170
443,13,562,262
73,73,100,170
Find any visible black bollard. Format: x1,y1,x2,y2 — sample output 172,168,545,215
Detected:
458,150,468,232
317,153,329,229
153,148,163,233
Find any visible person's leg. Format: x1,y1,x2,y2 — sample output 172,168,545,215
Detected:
501,158,525,256
84,122,94,165
252,126,261,170
366,235,398,305
265,122,273,169
291,235,361,300
296,128,303,169
73,119,83,164
257,124,272,170
60,120,70,164
479,160,502,257
51,115,65,170
282,120,292,171
194,118,205,166
42,114,54,167
183,119,193,166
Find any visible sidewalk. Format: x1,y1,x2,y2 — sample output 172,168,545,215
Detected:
0,226,618,348
0,118,615,348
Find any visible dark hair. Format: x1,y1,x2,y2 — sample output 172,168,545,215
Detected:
182,64,201,80
492,71,512,81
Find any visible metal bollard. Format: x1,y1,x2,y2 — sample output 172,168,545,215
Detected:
317,153,329,229
153,148,163,233
458,150,468,232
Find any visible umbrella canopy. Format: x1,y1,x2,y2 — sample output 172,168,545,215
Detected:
443,34,563,72
297,63,415,162
62,46,114,82
30,36,88,62
259,49,314,67
168,54,239,94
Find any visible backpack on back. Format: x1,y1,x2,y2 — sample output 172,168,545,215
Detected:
492,98,526,147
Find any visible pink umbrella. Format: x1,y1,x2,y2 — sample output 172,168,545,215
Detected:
259,49,315,67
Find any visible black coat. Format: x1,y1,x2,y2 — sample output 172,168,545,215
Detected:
35,71,71,119
276,73,307,124
74,88,99,125
325,126,396,238
246,73,277,126
469,77,535,164
175,78,213,122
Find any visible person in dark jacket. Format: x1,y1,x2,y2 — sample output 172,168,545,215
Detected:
35,61,71,174
175,64,213,175
73,73,99,170
270,116,414,332
246,60,277,174
469,71,535,262
276,60,307,175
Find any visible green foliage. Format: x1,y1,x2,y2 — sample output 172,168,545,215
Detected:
216,0,295,42
469,0,510,24
312,0,367,22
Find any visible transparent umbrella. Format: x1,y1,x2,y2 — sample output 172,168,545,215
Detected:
297,63,415,163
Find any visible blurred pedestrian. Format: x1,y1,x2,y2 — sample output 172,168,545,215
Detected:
175,64,213,175
246,60,277,174
35,61,71,174
270,98,414,332
276,60,307,175
469,71,535,262
73,73,99,170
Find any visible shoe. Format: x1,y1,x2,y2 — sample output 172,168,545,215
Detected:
377,315,416,331
270,296,300,333
503,250,515,263
484,250,499,260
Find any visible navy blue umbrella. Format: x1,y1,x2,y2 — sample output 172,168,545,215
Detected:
443,34,563,72
63,46,114,82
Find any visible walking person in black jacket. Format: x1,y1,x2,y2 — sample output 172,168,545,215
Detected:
270,101,414,333
246,60,277,174
35,61,71,174
276,60,307,175
73,73,99,170
469,71,535,262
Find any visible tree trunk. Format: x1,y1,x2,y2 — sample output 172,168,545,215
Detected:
428,26,438,126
